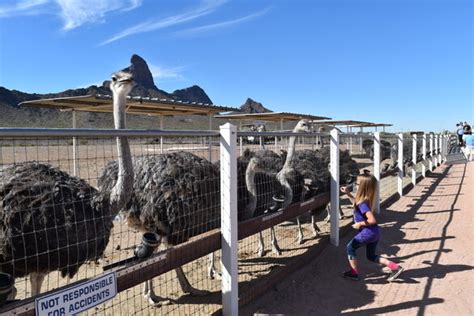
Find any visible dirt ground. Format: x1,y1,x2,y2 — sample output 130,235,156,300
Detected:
0,139,405,315
241,162,474,315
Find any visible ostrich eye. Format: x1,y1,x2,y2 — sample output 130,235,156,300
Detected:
112,77,117,82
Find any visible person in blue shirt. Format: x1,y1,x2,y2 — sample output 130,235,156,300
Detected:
340,173,404,281
457,123,465,146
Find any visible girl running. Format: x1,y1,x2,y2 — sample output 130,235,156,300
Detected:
340,173,404,281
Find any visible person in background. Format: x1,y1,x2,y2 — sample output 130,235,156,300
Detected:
462,130,474,161
340,173,404,281
457,123,464,146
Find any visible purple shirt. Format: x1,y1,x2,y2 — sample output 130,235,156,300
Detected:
353,201,380,243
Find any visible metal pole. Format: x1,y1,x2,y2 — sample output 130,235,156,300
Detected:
220,123,238,316
359,127,363,154
398,133,403,197
159,115,164,154
412,134,417,186
330,128,340,246
430,134,434,172
374,132,381,213
72,110,78,176
422,133,427,178
434,134,438,167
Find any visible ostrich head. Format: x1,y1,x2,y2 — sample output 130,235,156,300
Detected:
293,119,310,133
110,71,134,97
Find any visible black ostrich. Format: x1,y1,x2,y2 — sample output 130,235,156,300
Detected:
0,71,135,297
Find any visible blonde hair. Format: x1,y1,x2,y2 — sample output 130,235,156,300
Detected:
354,173,377,211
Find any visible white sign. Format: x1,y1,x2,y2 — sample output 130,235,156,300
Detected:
35,272,117,316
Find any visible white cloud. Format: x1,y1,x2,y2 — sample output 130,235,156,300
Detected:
148,63,186,81
0,0,143,30
174,7,271,37
0,0,49,18
100,0,227,45
56,0,143,30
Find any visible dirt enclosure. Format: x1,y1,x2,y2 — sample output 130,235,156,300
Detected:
0,138,403,315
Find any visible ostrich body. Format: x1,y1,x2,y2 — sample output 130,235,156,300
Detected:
0,71,134,297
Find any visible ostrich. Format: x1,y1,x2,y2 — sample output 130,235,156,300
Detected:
291,148,359,244
0,71,134,297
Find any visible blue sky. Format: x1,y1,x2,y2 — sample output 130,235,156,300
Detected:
0,0,472,132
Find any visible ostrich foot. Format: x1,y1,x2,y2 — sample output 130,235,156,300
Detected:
176,267,210,296
256,245,266,257
271,242,282,256
312,223,321,237
208,267,222,280
256,231,266,257
143,280,172,307
297,231,304,245
144,292,172,307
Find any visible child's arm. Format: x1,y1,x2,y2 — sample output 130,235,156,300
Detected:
353,210,377,229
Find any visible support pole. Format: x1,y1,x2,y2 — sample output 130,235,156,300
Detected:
220,123,238,316
359,127,363,154
330,128,340,246
208,114,213,162
374,132,381,213
159,115,164,154
434,134,438,167
239,120,243,156
72,110,78,176
429,134,434,172
422,133,427,178
398,133,403,196
438,134,442,163
349,126,353,154
412,134,417,186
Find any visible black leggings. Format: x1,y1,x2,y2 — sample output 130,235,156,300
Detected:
346,238,380,263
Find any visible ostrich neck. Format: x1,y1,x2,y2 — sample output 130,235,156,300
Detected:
245,164,258,216
277,134,297,207
109,93,134,216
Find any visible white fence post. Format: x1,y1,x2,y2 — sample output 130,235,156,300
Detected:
220,123,238,316
434,134,439,167
412,134,417,186
330,128,340,246
438,134,442,163
429,134,434,172
398,133,403,197
72,110,78,176
374,132,381,213
422,133,427,178
159,115,164,154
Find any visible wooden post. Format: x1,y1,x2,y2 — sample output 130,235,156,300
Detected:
434,134,438,167
412,134,417,186
72,110,78,176
422,133,427,177
330,128,340,246
220,123,238,316
437,134,442,163
374,132,381,213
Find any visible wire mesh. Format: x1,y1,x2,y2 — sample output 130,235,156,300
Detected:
0,133,222,315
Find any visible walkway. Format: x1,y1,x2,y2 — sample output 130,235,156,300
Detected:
241,162,474,315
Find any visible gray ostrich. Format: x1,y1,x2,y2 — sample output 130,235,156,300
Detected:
99,152,222,306
292,148,359,244
0,71,134,297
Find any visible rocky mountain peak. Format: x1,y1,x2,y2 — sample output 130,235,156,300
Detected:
240,98,271,113
172,85,213,104
122,54,157,90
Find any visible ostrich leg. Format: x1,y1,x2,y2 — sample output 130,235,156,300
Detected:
175,266,210,296
30,272,46,296
256,231,265,257
296,216,305,244
311,213,321,237
270,227,282,255
143,278,172,307
207,252,221,280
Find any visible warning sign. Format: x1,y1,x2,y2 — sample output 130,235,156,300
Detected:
35,272,117,316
